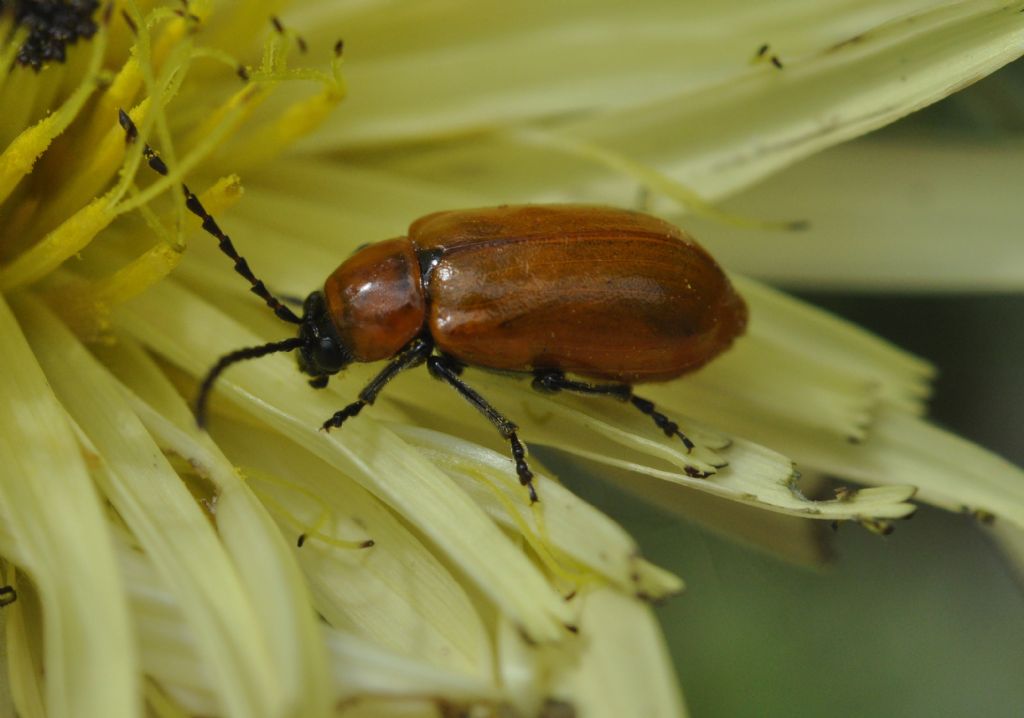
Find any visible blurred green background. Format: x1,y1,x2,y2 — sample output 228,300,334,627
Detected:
553,64,1024,718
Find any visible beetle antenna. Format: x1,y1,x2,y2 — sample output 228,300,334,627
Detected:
117,109,302,325
196,337,305,427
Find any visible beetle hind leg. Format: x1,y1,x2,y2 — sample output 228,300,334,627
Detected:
427,355,539,503
532,370,695,453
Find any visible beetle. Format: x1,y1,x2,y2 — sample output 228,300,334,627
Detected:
120,112,747,503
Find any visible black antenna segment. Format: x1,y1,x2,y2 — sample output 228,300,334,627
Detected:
117,109,302,325
194,337,305,426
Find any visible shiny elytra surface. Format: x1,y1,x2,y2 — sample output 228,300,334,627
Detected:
406,205,748,382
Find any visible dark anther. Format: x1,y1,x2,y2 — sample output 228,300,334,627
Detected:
334,39,344,57
270,15,284,33
119,9,136,33
12,0,101,71
118,108,137,142
296,533,307,547
753,43,784,71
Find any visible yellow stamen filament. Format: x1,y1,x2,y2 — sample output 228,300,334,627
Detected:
231,51,346,172
0,25,30,104
19,97,151,240
0,17,109,205
473,469,598,589
47,175,242,338
127,4,194,236
508,127,807,231
0,91,247,291
177,30,289,154
0,196,115,290
245,468,374,551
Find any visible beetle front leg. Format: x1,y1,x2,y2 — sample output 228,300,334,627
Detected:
321,337,432,431
427,355,539,503
532,370,696,454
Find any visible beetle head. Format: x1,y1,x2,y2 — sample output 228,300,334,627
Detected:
297,291,354,377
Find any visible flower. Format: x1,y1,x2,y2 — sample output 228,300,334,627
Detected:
1,1,1022,717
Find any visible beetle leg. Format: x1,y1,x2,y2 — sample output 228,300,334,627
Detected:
320,337,432,431
532,370,695,453
427,355,539,503
308,375,330,389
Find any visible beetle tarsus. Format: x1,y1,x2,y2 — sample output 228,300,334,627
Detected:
532,370,695,453
629,395,695,452
429,355,540,503
308,375,329,389
321,337,433,431
509,434,538,503
322,400,365,431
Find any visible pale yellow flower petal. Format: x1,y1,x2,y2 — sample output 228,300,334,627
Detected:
687,136,1024,289
391,424,685,599
325,629,500,708
498,589,687,718
5,0,1023,714
120,535,499,714
113,277,575,642
298,0,1024,206
0,295,137,718
210,418,494,678
14,296,331,717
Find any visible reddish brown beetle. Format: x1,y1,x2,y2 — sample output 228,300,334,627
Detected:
121,113,747,503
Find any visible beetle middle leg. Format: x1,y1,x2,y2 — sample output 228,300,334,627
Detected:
427,354,539,503
321,337,433,431
532,370,695,453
